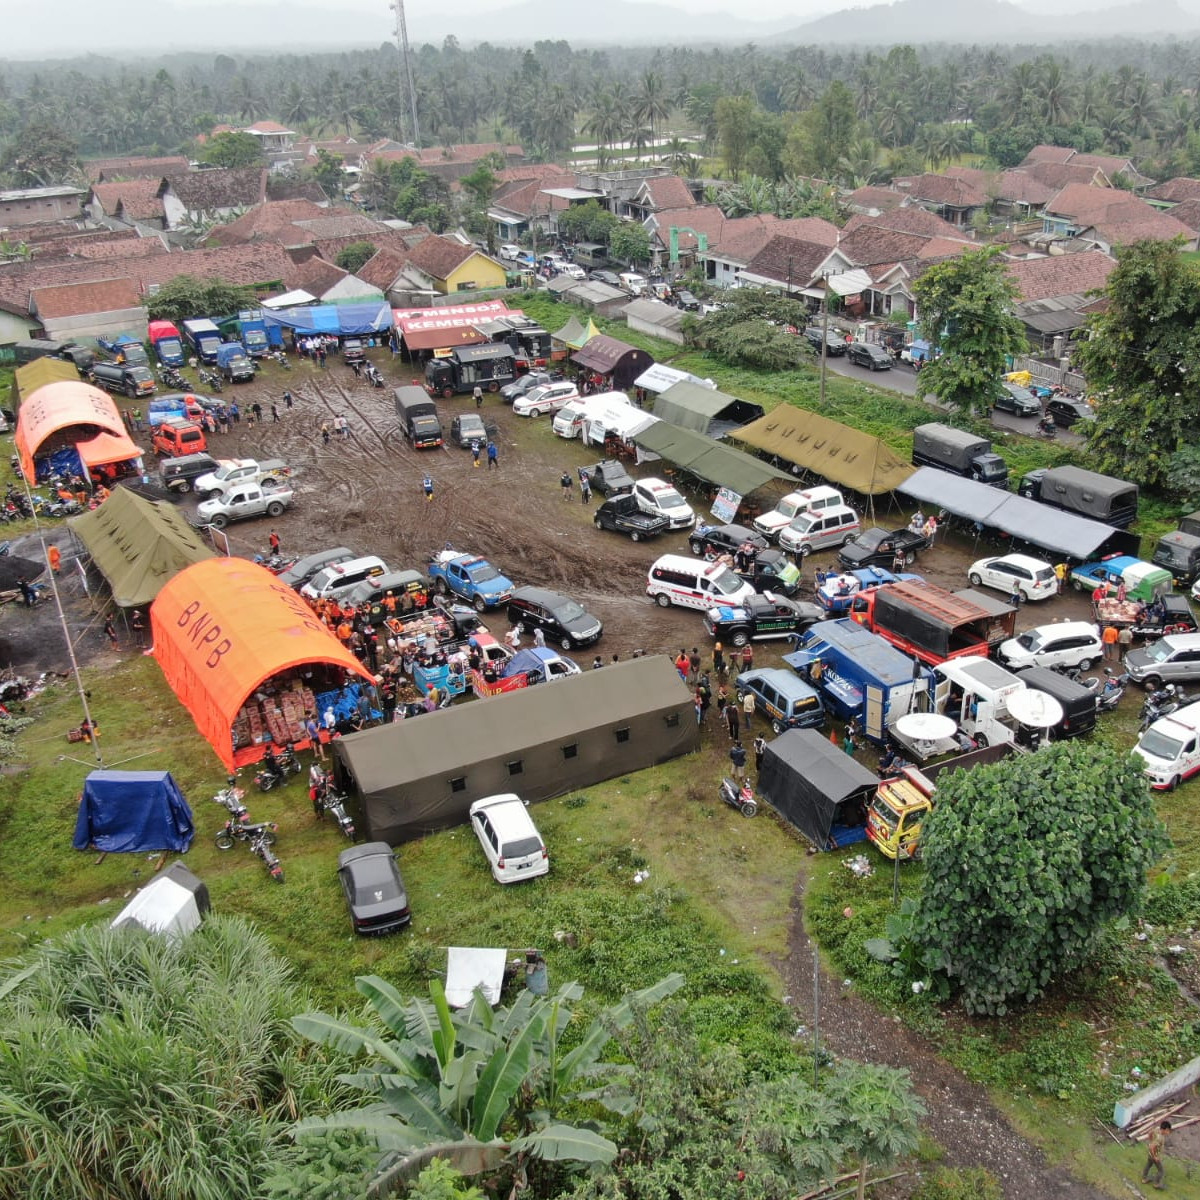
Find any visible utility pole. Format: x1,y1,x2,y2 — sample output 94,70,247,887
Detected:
390,0,420,147
819,272,831,410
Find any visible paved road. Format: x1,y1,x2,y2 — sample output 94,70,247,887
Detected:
817,352,1082,445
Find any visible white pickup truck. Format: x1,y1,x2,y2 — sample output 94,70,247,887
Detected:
194,458,290,500
196,482,294,529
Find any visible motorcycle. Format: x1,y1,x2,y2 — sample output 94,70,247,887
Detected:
212,775,249,823
215,819,277,850
271,350,290,369
1093,669,1128,714
1035,417,1057,439
313,775,356,839
719,775,758,817
250,829,285,883
1140,685,1182,732
255,745,301,791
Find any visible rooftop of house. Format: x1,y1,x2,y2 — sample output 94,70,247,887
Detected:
244,121,295,136
158,167,268,211
1087,209,1197,245
843,205,967,241
288,256,350,296
1165,197,1200,231
355,247,414,290
636,175,696,210
833,225,935,267
208,199,335,246
844,185,906,213
404,234,484,280
893,172,987,208
86,155,190,182
31,276,142,319
290,212,389,241
742,234,839,287
491,175,578,218
1004,249,1116,302
1043,182,1140,221
0,185,86,203
1146,177,1200,204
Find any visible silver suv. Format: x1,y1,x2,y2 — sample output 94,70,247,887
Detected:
1126,633,1200,690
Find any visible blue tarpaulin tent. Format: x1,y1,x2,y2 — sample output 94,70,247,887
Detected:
73,770,195,853
262,302,393,336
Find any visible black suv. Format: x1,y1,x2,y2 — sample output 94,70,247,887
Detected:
584,460,634,495
803,327,847,356
846,342,893,370
507,586,603,650
1047,397,1094,427
160,452,219,494
993,382,1041,417
341,337,366,362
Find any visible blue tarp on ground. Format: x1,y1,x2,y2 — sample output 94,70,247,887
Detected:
73,770,194,853
261,302,393,337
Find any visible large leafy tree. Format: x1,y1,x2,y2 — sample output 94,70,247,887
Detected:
336,240,378,274
200,130,263,168
1,119,79,186
912,743,1167,1016
689,287,807,371
0,916,348,1200
911,246,1027,415
291,973,685,1196
609,222,652,267
557,199,619,246
1073,237,1200,488
147,274,260,322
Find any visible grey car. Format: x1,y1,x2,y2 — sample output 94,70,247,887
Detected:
450,412,491,448
994,383,1041,417
1125,633,1200,691
846,342,893,370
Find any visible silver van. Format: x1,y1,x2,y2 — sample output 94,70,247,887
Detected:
301,555,389,601
1125,632,1200,690
778,505,861,557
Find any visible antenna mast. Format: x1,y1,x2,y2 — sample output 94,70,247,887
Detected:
391,0,420,148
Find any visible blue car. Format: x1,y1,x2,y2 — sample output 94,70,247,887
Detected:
735,668,825,734
816,567,924,614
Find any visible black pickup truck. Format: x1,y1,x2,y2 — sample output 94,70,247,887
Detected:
593,494,670,542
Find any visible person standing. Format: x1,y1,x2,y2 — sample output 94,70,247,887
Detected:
1118,623,1133,661
103,616,119,649
473,384,484,409
252,402,263,424
321,422,331,445
423,475,434,503
560,470,573,500
283,390,293,410
1142,1120,1171,1190
1103,623,1120,661
729,740,747,784
230,401,240,424
753,733,767,777
130,609,145,647
842,728,855,756
271,404,280,423
697,673,712,725
725,699,740,742
1054,561,1067,594
532,625,546,648
487,440,499,469
580,474,592,505
269,529,281,556
742,687,755,731
688,647,701,685
471,439,482,468
674,649,690,680
712,642,726,680
740,643,753,676
47,544,61,574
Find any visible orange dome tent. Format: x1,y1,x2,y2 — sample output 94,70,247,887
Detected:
14,380,128,481
151,558,375,768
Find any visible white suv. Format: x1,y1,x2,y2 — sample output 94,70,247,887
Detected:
754,486,845,542
633,477,695,530
997,621,1104,672
513,381,580,417
468,794,549,884
968,553,1057,602
778,505,861,556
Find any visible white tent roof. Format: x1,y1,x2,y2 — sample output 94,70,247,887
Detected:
634,363,717,394
262,289,317,309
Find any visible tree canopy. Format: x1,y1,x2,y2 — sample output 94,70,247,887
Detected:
1074,237,1200,489
912,742,1167,1015
335,240,378,274
146,274,261,323
911,247,1027,416
199,130,263,168
608,223,651,267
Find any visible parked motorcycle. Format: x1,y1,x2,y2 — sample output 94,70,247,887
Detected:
250,829,285,883
215,819,277,850
1093,669,1128,714
271,350,290,369
719,775,758,817
255,744,301,791
212,775,249,823
1140,685,1182,732
313,776,356,840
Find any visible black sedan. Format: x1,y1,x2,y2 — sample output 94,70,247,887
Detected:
838,527,930,570
278,546,355,590
994,383,1041,417
846,342,893,370
584,460,635,495
508,586,603,650
804,327,847,356
338,843,412,935
1047,397,1095,427
689,523,769,560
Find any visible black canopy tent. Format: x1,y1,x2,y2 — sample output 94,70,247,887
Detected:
571,334,654,390
898,467,1137,559
757,729,879,849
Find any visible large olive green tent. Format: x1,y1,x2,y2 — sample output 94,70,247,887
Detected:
10,358,78,408
71,487,214,608
631,421,791,496
731,407,914,497
651,380,764,437
332,655,698,845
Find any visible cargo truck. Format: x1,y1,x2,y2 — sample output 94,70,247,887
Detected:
849,580,1016,666
911,422,1008,487
181,319,223,364
217,311,275,357
424,343,517,397
783,618,935,744
147,320,186,366
1018,465,1138,529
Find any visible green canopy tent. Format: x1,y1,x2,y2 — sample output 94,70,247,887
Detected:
651,380,764,437
731,407,913,515
551,315,600,352
71,487,214,608
631,421,792,497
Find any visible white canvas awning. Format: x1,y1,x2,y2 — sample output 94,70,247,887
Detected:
262,289,317,309
825,268,875,297
445,946,508,1007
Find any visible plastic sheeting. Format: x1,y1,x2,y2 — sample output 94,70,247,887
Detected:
73,770,194,853
262,301,392,336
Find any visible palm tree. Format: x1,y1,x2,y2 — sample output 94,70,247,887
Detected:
293,973,685,1194
229,74,264,122
837,136,881,187
1035,57,1076,127
662,134,697,174
1126,77,1161,139
779,64,813,112
635,69,670,150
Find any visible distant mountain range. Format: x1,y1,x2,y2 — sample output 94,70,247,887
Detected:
3,0,1198,57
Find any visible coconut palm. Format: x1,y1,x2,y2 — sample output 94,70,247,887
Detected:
662,134,698,173
1034,57,1076,127
837,136,881,187
635,69,670,150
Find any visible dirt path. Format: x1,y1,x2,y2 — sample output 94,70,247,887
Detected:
780,877,1107,1200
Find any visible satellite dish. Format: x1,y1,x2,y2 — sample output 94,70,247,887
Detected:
1007,689,1064,729
893,713,958,742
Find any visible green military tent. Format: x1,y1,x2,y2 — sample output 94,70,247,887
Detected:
651,380,764,437
10,358,78,408
551,315,600,351
631,421,791,496
71,486,214,608
332,655,698,845
731,407,914,497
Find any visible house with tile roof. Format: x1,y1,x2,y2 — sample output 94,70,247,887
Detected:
87,179,165,232
892,173,987,226
1004,249,1116,304
844,186,906,216
0,185,87,228
703,215,840,288
737,234,842,298
207,199,335,246
157,168,268,231
1042,185,1194,248
30,277,147,341
488,174,579,241
625,175,698,222
843,206,968,241
1145,177,1200,208
1163,198,1200,232
355,247,416,298
401,234,506,295
86,155,190,183
1018,145,1151,188
243,121,296,155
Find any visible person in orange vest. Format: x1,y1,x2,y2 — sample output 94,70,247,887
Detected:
336,619,354,645
47,545,61,574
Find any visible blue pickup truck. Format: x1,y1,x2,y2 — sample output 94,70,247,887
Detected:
428,548,515,612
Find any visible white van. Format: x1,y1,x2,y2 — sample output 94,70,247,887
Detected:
301,555,388,601
619,272,648,296
469,794,549,883
633,477,694,529
754,486,846,542
647,553,755,611
1135,701,1200,790
778,505,861,556
552,391,629,439
932,655,1026,747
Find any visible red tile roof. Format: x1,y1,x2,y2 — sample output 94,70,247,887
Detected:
844,207,967,241
289,257,349,295
640,175,695,210
494,164,568,184
1089,211,1196,245
65,236,168,262
1020,144,1078,166
1044,183,1135,221
356,247,413,290
893,173,986,208
1165,198,1200,231
32,277,142,319
1022,160,1108,191
1005,250,1116,302
291,213,387,240
405,235,479,280
743,235,836,287
90,178,165,218
245,121,294,135
491,175,577,218
1146,177,1200,204
160,167,268,212
845,185,905,213
208,199,333,245
86,155,189,182
835,225,932,267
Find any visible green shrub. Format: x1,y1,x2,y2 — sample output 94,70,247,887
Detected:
911,1166,1003,1200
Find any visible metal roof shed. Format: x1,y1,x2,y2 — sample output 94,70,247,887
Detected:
572,334,654,389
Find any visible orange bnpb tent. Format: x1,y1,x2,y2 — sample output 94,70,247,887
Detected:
14,380,127,481
152,558,374,769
